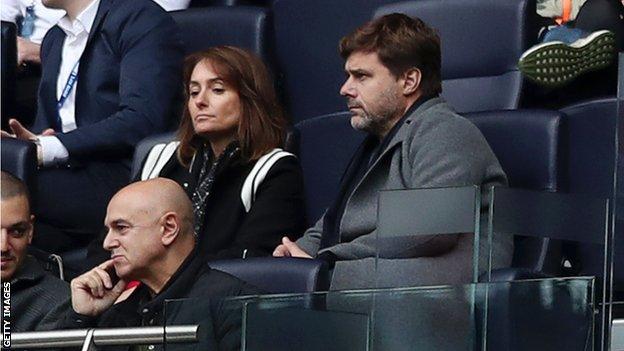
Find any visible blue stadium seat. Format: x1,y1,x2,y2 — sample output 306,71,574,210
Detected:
287,112,365,224
1,138,37,202
375,0,534,113
1,21,17,128
130,132,177,181
170,6,272,63
272,0,398,122
209,257,329,293
466,110,568,275
560,97,620,292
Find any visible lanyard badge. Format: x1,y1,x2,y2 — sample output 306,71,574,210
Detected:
56,61,80,131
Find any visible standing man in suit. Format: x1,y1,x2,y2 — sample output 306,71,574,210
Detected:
274,14,511,290
2,0,183,253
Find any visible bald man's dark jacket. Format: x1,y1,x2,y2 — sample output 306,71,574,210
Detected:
61,252,260,351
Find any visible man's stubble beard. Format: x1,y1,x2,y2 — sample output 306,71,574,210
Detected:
349,87,403,137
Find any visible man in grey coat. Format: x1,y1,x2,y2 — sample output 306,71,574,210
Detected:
1,171,70,332
274,14,512,290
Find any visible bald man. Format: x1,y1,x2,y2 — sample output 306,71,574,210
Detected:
63,178,259,351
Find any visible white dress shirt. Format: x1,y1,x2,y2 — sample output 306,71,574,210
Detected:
38,0,100,167
0,0,65,44
152,0,191,11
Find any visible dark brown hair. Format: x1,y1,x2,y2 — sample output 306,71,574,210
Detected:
177,46,287,165
339,13,442,96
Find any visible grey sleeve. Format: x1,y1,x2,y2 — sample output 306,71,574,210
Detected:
295,214,326,257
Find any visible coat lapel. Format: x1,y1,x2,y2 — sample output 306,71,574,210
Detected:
344,97,445,205
85,0,113,48
42,28,65,130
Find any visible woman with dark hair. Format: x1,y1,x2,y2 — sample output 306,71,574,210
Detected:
139,46,306,259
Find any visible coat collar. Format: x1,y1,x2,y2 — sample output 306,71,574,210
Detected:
10,255,46,286
85,0,113,48
367,96,444,172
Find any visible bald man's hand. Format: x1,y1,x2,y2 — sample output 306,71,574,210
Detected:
70,260,127,317
273,237,312,258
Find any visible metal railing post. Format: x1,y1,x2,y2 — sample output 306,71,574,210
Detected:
9,325,199,349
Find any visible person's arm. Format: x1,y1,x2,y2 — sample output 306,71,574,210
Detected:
208,156,306,259
17,37,41,65
54,9,182,161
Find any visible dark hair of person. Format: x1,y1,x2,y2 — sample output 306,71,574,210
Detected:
339,13,442,96
0,171,29,203
177,46,287,165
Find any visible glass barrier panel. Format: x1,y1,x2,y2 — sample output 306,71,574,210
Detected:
487,187,608,348
612,51,624,343
373,186,481,289
164,277,594,351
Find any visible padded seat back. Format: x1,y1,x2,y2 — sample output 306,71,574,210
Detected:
171,6,272,62
2,21,17,126
272,0,398,122
209,257,329,293
465,109,567,192
375,0,533,113
466,109,568,274
130,132,177,181
289,112,365,224
560,97,619,282
1,138,37,202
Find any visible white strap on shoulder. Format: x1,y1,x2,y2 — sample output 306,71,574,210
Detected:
240,148,295,212
140,141,180,180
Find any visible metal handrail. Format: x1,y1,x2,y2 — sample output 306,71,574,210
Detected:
10,325,199,349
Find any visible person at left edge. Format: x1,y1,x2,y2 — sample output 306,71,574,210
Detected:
1,0,184,253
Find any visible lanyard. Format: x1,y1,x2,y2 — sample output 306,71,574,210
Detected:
56,61,80,131
57,61,79,109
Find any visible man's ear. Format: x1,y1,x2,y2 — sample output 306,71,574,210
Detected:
160,212,180,246
402,67,422,96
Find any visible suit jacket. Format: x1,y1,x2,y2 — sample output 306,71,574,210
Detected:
296,97,512,290
33,0,183,194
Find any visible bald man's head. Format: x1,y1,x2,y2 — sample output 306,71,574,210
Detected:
108,178,194,237
103,178,195,284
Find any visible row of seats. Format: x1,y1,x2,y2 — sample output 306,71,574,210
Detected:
1,0,619,286
172,0,536,121
1,0,537,125
2,97,618,285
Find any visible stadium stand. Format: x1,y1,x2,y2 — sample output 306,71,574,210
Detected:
272,0,400,122
170,6,272,62
3,0,623,348
374,0,535,113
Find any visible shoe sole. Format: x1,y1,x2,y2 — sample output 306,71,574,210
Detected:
518,30,616,87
